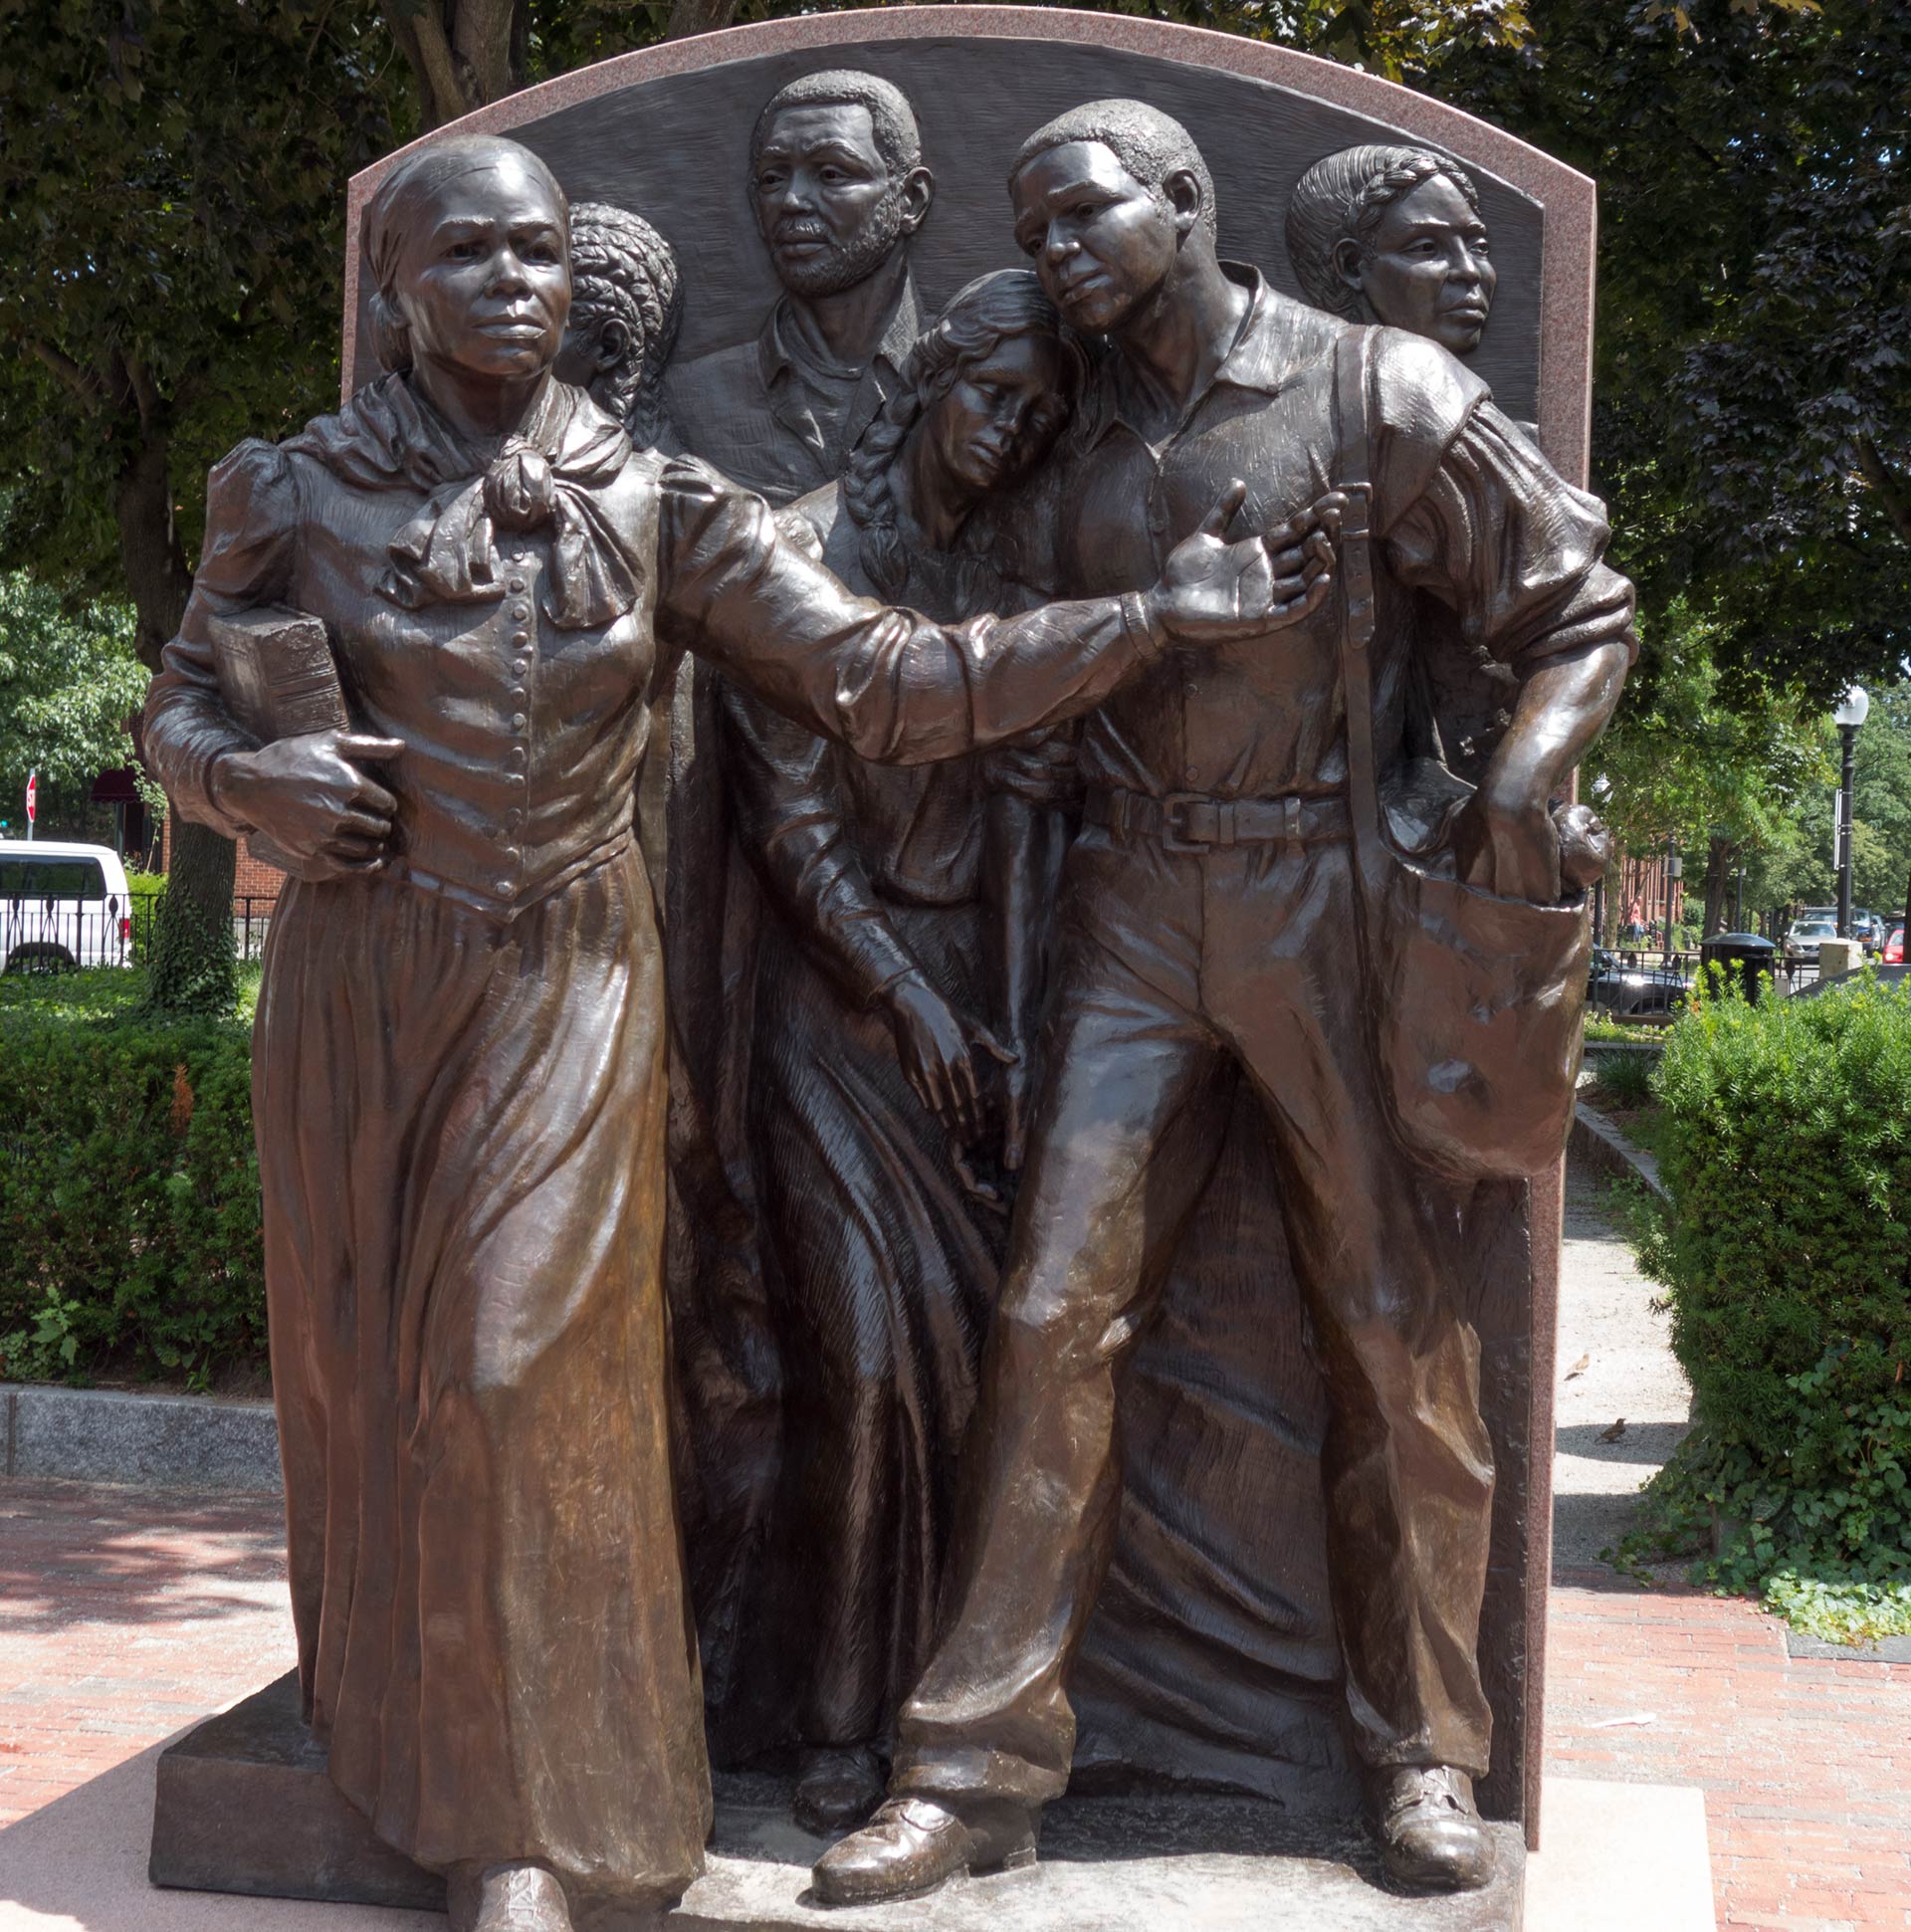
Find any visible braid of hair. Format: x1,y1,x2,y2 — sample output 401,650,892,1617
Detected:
841,383,924,602
568,202,684,444
1350,152,1472,240
1285,144,1483,321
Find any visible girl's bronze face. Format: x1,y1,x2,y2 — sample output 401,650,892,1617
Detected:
923,331,1072,501
1340,175,1496,355
395,158,572,383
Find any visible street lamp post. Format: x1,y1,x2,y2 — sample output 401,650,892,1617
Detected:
1833,685,1869,939
1664,844,1682,963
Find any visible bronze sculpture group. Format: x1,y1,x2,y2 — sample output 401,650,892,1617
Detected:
142,58,1633,1932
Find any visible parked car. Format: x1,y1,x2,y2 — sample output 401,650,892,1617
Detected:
1886,926,1905,966
1783,915,1840,967
0,840,135,970
1588,947,1690,1016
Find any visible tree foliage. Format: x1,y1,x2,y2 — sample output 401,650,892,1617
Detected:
0,574,144,816
0,0,1899,1001
0,0,405,1012
1441,0,1910,707
0,0,405,658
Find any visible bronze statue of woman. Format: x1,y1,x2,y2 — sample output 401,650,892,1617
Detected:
138,134,1332,1932
720,269,1086,1833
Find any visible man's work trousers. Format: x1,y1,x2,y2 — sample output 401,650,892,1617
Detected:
890,814,1496,1812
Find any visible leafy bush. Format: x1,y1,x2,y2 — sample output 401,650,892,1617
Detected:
0,967,265,1389
1587,1047,1659,1109
1622,973,1911,1639
1586,1015,1668,1046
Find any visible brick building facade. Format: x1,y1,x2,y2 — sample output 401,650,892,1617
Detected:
158,818,286,904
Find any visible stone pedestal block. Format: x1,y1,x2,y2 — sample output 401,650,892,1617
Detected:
150,1678,1524,1931
1817,937,1866,978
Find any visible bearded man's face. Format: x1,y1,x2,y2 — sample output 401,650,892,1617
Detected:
751,103,910,299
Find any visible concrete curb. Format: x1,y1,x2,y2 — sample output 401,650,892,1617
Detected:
0,1385,281,1493
1569,1101,1667,1201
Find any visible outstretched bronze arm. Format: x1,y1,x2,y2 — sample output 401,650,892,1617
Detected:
659,464,1335,766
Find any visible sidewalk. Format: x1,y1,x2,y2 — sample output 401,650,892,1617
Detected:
1,1168,1906,1928
1545,1168,1911,1932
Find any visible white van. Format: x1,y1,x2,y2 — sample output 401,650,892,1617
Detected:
0,840,136,970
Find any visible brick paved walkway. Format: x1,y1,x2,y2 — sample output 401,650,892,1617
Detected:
3,1475,1906,1927
1547,1569,1911,1930
0,1480,289,1827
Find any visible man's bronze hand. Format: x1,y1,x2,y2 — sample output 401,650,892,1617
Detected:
212,729,405,880
1452,783,1563,904
1148,483,1341,644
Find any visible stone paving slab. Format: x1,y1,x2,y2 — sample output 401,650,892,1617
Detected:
1524,1779,1713,1932
1784,1630,1911,1664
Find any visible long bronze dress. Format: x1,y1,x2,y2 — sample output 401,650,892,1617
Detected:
720,485,1019,1754
140,372,1172,1906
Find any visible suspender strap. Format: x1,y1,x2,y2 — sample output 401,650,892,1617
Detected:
1333,326,1383,858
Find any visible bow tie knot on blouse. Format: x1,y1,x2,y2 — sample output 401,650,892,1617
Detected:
285,375,647,631
486,443,557,532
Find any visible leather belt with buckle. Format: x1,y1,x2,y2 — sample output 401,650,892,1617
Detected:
1085,787,1352,854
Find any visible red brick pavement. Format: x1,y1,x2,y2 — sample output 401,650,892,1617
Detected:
3,1478,1909,1929
0,1478,291,1828
1549,1564,1911,1931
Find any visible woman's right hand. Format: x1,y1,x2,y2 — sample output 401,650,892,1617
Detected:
883,970,1016,1147
211,730,405,877
1149,484,1341,645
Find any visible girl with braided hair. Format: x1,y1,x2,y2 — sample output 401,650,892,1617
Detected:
718,269,1088,1834
554,199,684,449
1284,143,1497,356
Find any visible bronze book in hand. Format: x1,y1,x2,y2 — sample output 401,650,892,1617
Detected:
205,605,350,875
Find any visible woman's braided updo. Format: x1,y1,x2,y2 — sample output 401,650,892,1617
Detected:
1284,144,1483,322
567,201,684,448
840,269,1088,603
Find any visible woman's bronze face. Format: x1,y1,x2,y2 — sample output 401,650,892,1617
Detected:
394,157,571,383
923,331,1072,501
1338,174,1496,355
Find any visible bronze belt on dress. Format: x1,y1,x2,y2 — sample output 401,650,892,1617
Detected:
1084,786,1352,854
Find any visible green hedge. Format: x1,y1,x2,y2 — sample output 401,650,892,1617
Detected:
1625,973,1911,1639
0,969,265,1388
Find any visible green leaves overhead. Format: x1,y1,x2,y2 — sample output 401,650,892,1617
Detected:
0,0,406,614
1442,0,1910,707
0,573,145,799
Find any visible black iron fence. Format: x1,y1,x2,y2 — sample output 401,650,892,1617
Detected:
3,889,277,972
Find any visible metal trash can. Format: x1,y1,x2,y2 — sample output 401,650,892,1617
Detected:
1698,932,1777,1003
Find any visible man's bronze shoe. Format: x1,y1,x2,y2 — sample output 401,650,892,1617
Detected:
810,1796,1036,1907
1372,1766,1494,1893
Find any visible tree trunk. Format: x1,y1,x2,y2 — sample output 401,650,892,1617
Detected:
382,0,531,129
116,424,239,1015
113,432,192,677
1701,832,1735,940
147,817,238,1014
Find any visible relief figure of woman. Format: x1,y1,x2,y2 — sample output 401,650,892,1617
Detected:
722,270,1088,1834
